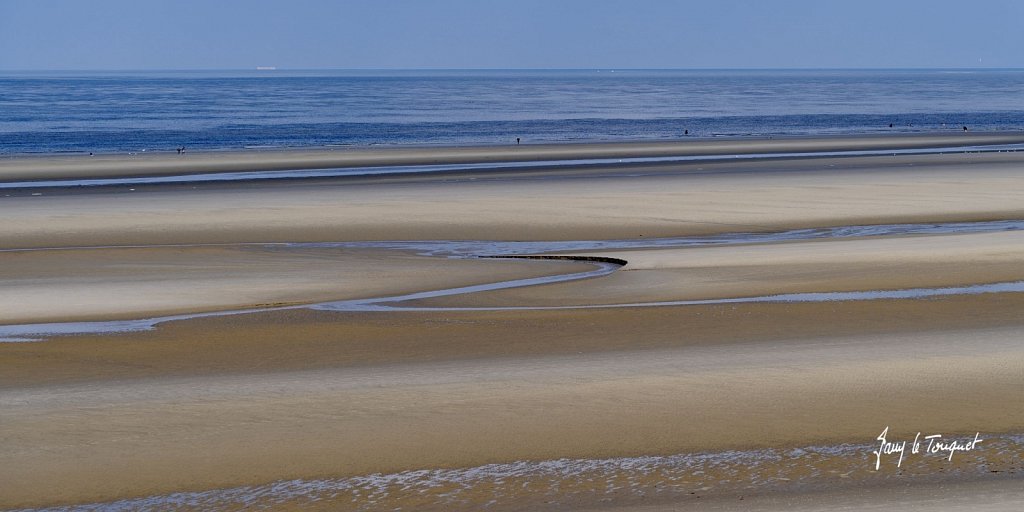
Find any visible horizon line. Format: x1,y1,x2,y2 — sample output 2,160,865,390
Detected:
2,66,1024,73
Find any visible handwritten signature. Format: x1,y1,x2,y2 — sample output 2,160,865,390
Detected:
873,426,982,470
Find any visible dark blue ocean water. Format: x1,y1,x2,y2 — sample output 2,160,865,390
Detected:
1,69,1023,154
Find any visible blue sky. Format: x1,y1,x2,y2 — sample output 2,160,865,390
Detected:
1,0,1022,70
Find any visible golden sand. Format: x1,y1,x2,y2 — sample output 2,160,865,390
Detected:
2,138,1022,509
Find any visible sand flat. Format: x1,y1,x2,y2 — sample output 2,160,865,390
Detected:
2,153,1024,249
2,132,1022,181
606,478,1024,512
3,322,1022,508
413,230,1024,307
3,291,1024,388
2,137,1023,510
0,245,588,323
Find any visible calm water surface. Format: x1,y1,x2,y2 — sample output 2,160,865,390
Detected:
1,69,1023,154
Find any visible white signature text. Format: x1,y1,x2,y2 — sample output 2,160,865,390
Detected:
872,426,982,470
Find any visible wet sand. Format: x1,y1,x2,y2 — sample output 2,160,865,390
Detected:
612,477,1024,512
4,306,1023,507
2,137,1023,510
0,245,587,323
5,151,1024,250
414,230,1024,307
3,131,1022,181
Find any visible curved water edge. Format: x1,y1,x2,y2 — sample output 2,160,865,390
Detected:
0,261,622,342
5,218,1024,257
299,218,1024,257
315,279,1024,313
3,142,1024,189
6,270,1024,343
5,218,1024,341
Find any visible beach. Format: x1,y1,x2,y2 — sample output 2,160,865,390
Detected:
3,132,1023,181
2,134,1023,510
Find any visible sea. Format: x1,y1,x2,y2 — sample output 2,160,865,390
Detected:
1,68,1023,155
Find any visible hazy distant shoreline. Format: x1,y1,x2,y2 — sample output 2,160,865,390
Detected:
3,132,1024,183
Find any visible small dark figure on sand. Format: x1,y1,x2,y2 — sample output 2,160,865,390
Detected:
684,129,689,135
516,137,520,145
176,147,181,154
963,126,969,131
889,123,894,128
